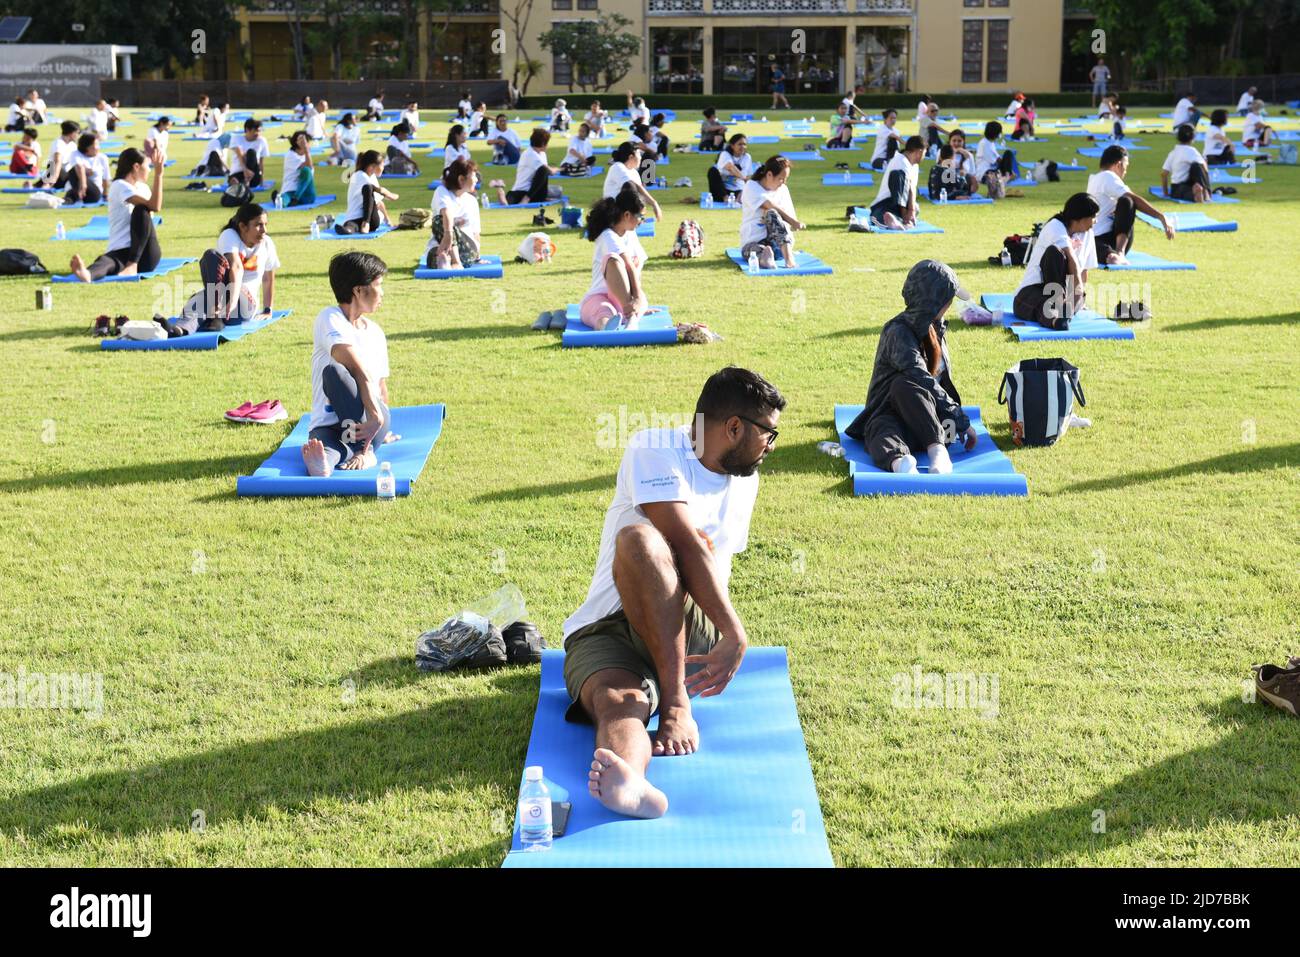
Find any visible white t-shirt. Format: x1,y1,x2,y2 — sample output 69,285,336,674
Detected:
602,161,640,199
202,136,226,164
335,123,360,150
144,126,169,156
344,170,380,223
88,108,109,136
950,148,976,178
443,143,471,169
457,98,472,114
48,137,76,176
202,108,224,135
70,150,110,190
7,103,26,126
1087,169,1129,235
216,228,280,313
368,97,384,113
915,100,928,122
565,136,593,165
468,111,484,133
229,135,269,174
387,135,412,158
1172,98,1197,126
873,151,918,207
975,137,1001,178
871,125,900,163
492,128,521,152
1005,99,1022,118
1203,124,1230,157
629,103,650,125
562,426,758,637
306,111,327,139
715,149,755,190
512,147,546,193
1163,143,1205,185
282,149,310,193
309,307,390,430
1016,217,1097,292
1237,91,1255,112
585,110,605,129
107,179,150,251
399,109,420,130
740,177,793,245
431,183,479,236
585,227,644,298
551,107,571,126
1241,113,1265,144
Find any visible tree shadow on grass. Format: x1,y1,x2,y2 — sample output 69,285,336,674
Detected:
0,326,89,343
0,454,267,495
944,699,1300,865
1055,442,1298,495
0,669,536,848
346,655,540,692
1163,311,1298,334
471,473,612,504
385,323,530,344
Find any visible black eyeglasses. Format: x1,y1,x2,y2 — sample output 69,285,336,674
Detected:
738,415,779,445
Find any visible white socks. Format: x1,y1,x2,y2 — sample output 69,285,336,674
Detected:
927,443,953,475
893,454,918,474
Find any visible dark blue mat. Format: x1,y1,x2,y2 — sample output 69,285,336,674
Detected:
725,247,833,276
101,310,291,351
561,305,676,348
236,403,446,497
53,257,195,284
414,254,503,279
834,405,1027,497
501,647,833,868
980,293,1135,341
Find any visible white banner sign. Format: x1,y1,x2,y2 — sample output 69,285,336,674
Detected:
0,45,115,106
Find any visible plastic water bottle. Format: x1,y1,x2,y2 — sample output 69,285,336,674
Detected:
843,170,850,183
761,115,768,123
703,192,713,209
519,766,552,851
480,192,489,208
275,192,284,210
817,441,845,458
1000,248,1012,268
55,221,65,241
940,188,948,205
747,250,759,275
310,221,320,240
376,461,395,501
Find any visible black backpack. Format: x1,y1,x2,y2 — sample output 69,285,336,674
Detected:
220,180,251,207
0,248,47,275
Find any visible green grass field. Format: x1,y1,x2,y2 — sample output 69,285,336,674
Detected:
0,106,1296,867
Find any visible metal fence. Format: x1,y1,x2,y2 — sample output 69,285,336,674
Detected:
100,78,511,109
1146,74,1299,104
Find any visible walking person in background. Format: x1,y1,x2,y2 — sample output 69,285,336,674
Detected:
770,60,790,110
1090,58,1111,109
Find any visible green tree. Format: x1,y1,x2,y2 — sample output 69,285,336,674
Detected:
1074,0,1215,82
538,13,640,92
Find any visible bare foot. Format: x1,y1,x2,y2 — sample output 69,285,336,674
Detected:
382,433,401,444
339,448,376,471
117,262,139,277
69,254,91,283
588,748,668,819
882,212,903,230
301,438,332,477
653,703,699,756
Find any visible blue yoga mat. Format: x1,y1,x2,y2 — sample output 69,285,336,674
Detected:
265,193,337,212
380,171,421,179
746,135,780,144
853,210,944,235
1077,146,1149,157
236,403,446,497
821,172,874,186
414,253,503,279
834,405,1027,497
729,113,755,122
555,165,605,178
311,224,396,240
480,197,564,209
561,305,676,348
857,162,882,172
208,180,278,194
725,248,833,276
697,194,738,210
1149,186,1240,204
922,193,993,206
1101,250,1196,271
0,171,39,179
784,151,826,161
52,257,195,284
1206,171,1258,185
52,214,161,241
980,293,1135,341
1006,177,1038,188
502,647,833,868
1137,210,1237,233
101,310,291,351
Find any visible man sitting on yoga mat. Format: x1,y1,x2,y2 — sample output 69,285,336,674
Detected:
1161,124,1212,203
1087,144,1174,266
1012,192,1099,331
302,252,396,478
563,367,786,819
869,135,923,230
844,260,974,475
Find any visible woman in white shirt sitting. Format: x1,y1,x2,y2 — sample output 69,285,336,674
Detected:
579,186,649,330
1203,109,1236,166
385,123,420,175
469,102,489,137
626,92,650,126
399,101,420,131
563,123,596,170
550,98,571,132
277,131,318,207
1012,193,1100,331
362,91,384,122
1162,124,1211,203
1241,101,1275,149
739,155,805,270
425,158,482,270
486,128,556,205
601,142,662,220
336,150,398,234
329,113,360,166
975,120,1018,198
585,101,607,136
185,202,280,333
707,134,754,204
443,124,472,171
65,133,111,206
67,144,166,282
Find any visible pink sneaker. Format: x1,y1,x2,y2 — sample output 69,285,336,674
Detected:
245,400,288,424
224,401,257,423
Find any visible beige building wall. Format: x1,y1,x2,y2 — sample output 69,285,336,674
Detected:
912,0,1062,94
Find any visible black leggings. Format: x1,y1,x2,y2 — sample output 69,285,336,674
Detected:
865,377,947,472
1169,164,1210,201
870,169,912,223
65,175,102,205
707,166,740,203
231,149,262,189
506,166,550,205
1012,245,1080,330
336,183,380,233
86,205,161,280
199,154,229,176
1094,195,1136,261
1206,146,1237,166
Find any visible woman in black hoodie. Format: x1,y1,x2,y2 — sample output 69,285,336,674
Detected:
845,260,976,475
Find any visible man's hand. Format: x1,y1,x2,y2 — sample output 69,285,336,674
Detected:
685,635,747,698
1162,217,1176,240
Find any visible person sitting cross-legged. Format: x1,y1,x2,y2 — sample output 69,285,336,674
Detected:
563,366,787,819
1087,144,1174,266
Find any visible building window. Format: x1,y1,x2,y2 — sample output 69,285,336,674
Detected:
989,0,1008,5
713,27,842,95
650,27,703,94
577,0,598,7
986,19,1009,82
855,26,909,93
963,0,984,6
961,21,983,84
552,0,572,8
553,53,571,86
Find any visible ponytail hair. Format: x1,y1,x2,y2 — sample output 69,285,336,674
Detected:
113,147,145,180
222,202,266,236
446,123,465,146
921,323,942,378
585,184,643,241
348,149,384,179
1055,191,1100,229
442,157,478,190
754,155,790,181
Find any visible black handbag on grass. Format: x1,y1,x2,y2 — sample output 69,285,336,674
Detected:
998,358,1086,447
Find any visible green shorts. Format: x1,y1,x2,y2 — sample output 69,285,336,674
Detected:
563,596,720,724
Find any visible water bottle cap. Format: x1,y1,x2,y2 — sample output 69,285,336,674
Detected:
525,765,543,781
380,460,392,471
